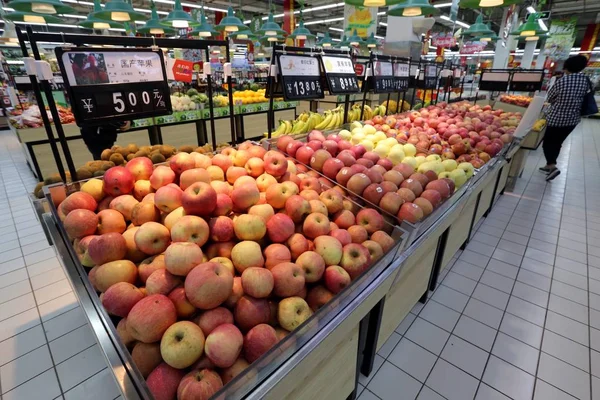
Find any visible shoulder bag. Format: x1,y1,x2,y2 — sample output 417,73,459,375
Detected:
581,77,598,116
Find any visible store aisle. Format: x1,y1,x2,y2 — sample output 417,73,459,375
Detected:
0,129,118,400
360,118,600,400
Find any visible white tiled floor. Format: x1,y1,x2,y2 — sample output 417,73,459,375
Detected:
0,129,119,400
359,119,600,400
0,118,599,400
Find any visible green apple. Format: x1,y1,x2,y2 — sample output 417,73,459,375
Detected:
438,171,452,179
339,129,352,140
351,121,363,131
449,169,468,188
388,147,405,165
374,143,390,157
415,156,426,167
373,131,387,142
442,159,458,172
458,162,475,178
426,154,441,162
402,156,417,169
403,143,417,157
360,139,375,151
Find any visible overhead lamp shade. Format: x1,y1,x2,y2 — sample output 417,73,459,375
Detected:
289,20,315,41
80,0,125,29
345,0,404,6
92,0,148,22
260,34,285,44
160,0,199,28
4,11,64,23
387,0,440,17
9,0,75,15
461,15,495,38
458,0,521,8
229,26,257,40
335,35,351,49
216,6,247,32
348,29,364,46
366,32,378,48
137,4,175,34
190,11,219,37
510,14,545,37
257,12,286,36
317,32,334,47
517,33,550,41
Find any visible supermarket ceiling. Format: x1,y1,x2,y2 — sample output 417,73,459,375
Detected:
2,0,599,47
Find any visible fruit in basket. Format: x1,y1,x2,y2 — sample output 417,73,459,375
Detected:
278,296,312,331
185,262,234,310
101,282,144,318
243,324,278,363
234,296,271,332
147,363,187,400
103,166,135,197
135,221,171,255
132,342,163,378
88,233,127,265
64,209,98,239
126,157,154,181
58,191,97,219
160,321,205,369
81,178,105,202
177,368,223,400
197,307,234,336
340,243,371,279
89,259,138,293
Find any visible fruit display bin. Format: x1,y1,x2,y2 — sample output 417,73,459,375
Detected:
39,173,409,400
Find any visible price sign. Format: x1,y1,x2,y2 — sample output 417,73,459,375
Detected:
394,62,410,92
322,55,359,95
424,64,438,89
373,61,395,93
56,48,171,127
509,71,544,92
276,54,323,101
479,71,511,92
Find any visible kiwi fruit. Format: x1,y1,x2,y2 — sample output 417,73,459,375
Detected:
102,161,115,170
151,145,162,151
109,153,125,165
126,153,135,161
150,153,166,164
93,170,105,177
178,145,194,153
116,147,129,157
126,144,139,154
100,149,112,161
160,145,175,157
134,150,149,158
44,174,63,185
140,146,152,153
34,182,45,198
75,167,93,180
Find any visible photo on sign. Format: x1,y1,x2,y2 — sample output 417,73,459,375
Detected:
68,53,109,85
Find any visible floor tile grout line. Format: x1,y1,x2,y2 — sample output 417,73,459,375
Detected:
532,125,586,399
473,147,549,399
587,119,598,400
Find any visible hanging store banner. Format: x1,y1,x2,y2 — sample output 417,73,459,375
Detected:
543,17,577,60
431,32,457,48
172,59,194,82
343,5,377,38
580,23,600,57
460,40,486,54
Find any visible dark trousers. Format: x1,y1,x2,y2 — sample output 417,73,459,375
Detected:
81,127,118,160
542,124,577,166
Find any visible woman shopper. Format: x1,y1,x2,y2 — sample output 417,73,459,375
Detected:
541,55,592,181
81,121,131,160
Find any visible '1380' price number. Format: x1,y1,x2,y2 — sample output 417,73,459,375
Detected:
283,77,323,99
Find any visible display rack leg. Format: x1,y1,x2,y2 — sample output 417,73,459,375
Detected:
26,142,43,182
419,290,428,304
428,228,449,292
360,298,385,377
147,126,160,145
348,315,370,400
465,192,482,245
195,121,207,146
489,165,504,213
234,115,245,142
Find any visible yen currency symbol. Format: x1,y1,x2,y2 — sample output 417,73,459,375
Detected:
82,98,94,113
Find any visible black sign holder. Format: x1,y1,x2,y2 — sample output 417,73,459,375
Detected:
477,68,544,102
266,45,358,138
16,27,234,182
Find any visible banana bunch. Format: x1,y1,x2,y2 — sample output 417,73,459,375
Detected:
315,106,345,130
372,104,387,116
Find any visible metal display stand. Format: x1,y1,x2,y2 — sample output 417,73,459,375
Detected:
16,29,235,182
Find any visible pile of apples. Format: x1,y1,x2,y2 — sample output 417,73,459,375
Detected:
56,143,398,400
349,101,519,165
276,132,465,225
